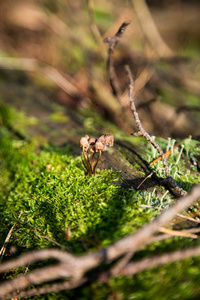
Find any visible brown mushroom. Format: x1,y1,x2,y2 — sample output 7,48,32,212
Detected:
98,135,106,144
95,141,105,152
88,138,97,153
105,133,114,147
80,137,89,152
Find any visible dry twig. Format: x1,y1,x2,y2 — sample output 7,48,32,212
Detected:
125,64,186,196
0,211,23,263
104,21,130,99
139,204,200,224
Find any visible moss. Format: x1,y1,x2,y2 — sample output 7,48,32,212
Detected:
1,104,200,299
0,135,157,254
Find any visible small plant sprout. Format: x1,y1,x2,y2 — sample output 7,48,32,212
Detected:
80,133,114,175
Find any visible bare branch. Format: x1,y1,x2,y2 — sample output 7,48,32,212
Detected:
158,227,198,239
4,278,88,300
0,186,199,298
104,21,130,99
120,245,200,276
97,185,200,260
125,64,186,196
139,204,200,224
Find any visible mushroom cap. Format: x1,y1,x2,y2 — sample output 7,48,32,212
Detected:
95,141,105,151
89,138,96,145
98,135,106,144
80,137,89,151
105,133,114,147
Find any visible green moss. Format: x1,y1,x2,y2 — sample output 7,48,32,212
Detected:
0,137,157,254
1,105,200,299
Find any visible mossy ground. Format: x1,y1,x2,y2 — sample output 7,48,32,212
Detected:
0,103,200,299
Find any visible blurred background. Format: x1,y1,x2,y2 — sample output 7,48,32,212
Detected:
0,0,200,140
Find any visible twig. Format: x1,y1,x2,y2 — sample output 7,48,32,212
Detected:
35,234,71,252
110,252,134,277
4,278,88,300
26,218,71,251
120,245,200,276
126,65,170,175
143,227,200,246
125,64,186,196
139,204,200,224
0,211,23,263
137,171,153,189
158,227,197,239
104,21,130,99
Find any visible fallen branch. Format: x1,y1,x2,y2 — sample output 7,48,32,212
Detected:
120,244,200,276
0,186,199,298
125,64,186,196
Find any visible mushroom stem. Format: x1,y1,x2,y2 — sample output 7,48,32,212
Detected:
85,152,93,175
81,152,90,174
90,152,96,174
92,150,102,175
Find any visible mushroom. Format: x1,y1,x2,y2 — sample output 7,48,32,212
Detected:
105,133,114,147
88,138,97,153
95,141,105,152
98,135,106,144
80,137,89,152
80,133,114,175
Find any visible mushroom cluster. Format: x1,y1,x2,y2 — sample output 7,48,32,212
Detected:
80,133,114,175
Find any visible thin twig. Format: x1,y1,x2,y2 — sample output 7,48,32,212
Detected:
120,245,200,276
139,204,200,224
137,171,153,189
104,21,130,99
110,252,134,277
0,211,23,263
35,234,71,252
125,64,186,196
4,278,88,300
158,227,197,239
139,227,200,246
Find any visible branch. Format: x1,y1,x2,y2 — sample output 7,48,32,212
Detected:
125,64,186,196
0,186,199,298
3,278,88,300
104,21,130,99
120,245,200,276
